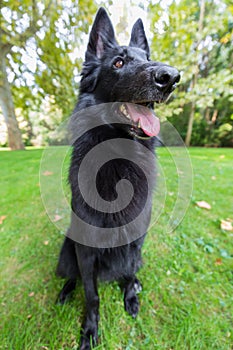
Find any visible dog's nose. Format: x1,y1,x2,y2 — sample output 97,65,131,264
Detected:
154,66,180,92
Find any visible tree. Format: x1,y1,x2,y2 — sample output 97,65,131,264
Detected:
0,0,97,149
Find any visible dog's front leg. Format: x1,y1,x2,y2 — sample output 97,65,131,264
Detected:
76,247,99,350
80,271,99,350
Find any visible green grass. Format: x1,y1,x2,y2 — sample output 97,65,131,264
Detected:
0,147,232,350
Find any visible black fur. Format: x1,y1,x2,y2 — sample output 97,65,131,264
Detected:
56,8,180,350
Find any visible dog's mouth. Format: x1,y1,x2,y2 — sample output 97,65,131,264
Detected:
119,102,160,139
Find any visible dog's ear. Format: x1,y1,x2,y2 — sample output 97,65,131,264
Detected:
129,19,150,57
86,8,117,60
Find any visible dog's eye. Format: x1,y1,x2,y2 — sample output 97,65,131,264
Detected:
114,59,124,69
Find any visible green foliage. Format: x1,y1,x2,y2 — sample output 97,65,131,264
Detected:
149,0,233,146
0,0,98,146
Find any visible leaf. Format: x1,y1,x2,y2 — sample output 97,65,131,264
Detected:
43,171,53,176
53,214,62,222
28,292,35,297
220,219,233,231
0,215,7,224
215,258,222,265
43,240,49,245
196,201,211,210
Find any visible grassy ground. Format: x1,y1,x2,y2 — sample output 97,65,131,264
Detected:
0,147,232,350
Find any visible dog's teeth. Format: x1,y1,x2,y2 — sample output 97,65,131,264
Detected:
120,105,125,113
120,104,131,120
120,104,124,111
138,120,141,128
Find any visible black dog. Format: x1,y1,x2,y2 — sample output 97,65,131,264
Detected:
56,8,180,350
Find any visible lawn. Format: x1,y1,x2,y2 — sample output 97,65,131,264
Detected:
0,147,232,350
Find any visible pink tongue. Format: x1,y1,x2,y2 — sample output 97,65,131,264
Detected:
126,103,160,137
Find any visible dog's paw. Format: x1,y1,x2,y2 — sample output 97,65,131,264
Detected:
79,338,92,350
80,340,92,350
56,279,76,305
80,322,98,350
134,278,142,294
80,334,97,350
56,291,69,305
56,288,73,305
124,295,139,318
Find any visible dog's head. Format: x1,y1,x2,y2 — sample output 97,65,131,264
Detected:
80,8,180,139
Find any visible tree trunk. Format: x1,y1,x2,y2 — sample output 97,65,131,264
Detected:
211,109,218,124
185,0,205,146
0,54,25,150
185,101,195,147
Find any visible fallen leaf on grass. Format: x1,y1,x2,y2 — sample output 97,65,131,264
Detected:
0,215,7,224
27,314,32,319
53,214,62,222
42,171,53,176
215,258,222,265
44,240,49,245
28,292,35,297
196,201,211,210
211,176,216,180
220,219,233,231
